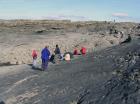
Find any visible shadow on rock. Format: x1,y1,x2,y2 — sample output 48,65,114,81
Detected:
0,62,17,67
28,64,44,71
0,101,5,104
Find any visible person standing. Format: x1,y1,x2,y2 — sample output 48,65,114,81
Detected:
32,50,38,68
41,46,50,71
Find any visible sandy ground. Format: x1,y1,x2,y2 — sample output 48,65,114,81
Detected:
0,32,124,65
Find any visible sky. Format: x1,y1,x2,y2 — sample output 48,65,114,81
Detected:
0,0,139,22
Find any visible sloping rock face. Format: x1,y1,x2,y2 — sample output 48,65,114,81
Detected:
131,24,140,38
81,47,140,104
96,61,140,104
0,39,139,104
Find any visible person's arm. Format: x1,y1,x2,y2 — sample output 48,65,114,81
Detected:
48,50,51,56
41,49,44,58
54,48,56,54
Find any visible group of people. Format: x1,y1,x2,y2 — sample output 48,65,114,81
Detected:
32,45,87,71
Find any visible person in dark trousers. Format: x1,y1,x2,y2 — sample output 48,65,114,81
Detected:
54,45,61,64
41,46,50,71
54,44,61,55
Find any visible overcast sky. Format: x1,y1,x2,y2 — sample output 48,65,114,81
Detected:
0,0,139,22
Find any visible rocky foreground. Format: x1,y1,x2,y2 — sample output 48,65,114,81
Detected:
0,39,139,104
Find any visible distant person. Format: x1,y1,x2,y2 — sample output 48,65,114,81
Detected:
54,44,61,55
54,45,62,64
80,47,86,55
32,50,38,68
64,53,71,61
41,46,50,71
120,31,124,38
73,47,79,55
64,51,73,61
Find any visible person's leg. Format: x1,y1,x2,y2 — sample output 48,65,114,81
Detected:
41,59,45,71
32,58,37,68
44,60,49,70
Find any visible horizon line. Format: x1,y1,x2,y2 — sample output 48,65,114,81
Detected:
0,19,139,23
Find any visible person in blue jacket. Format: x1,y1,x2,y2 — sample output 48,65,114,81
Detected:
41,46,50,71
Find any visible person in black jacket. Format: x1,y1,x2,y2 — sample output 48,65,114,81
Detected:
54,45,61,64
54,44,61,55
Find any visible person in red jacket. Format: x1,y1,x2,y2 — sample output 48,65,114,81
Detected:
32,50,38,68
80,47,86,55
73,47,79,55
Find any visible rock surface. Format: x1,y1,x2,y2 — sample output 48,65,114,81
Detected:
0,39,139,104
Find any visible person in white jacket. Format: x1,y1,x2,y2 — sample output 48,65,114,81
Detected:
64,53,70,61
